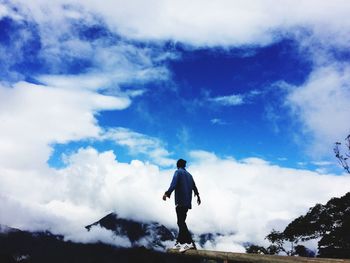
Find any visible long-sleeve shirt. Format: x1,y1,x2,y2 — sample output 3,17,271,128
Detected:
165,168,199,209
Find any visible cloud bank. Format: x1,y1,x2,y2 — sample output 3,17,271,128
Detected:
9,0,350,47
1,146,350,251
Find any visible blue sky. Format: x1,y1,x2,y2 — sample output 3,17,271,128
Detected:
34,36,339,172
44,39,312,169
0,4,343,171
1,0,350,251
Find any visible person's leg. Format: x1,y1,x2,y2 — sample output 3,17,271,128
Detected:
176,206,193,244
176,205,186,244
182,210,193,244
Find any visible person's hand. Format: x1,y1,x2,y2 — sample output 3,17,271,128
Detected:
162,194,168,201
197,195,201,205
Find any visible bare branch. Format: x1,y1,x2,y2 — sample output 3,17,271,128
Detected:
334,135,350,173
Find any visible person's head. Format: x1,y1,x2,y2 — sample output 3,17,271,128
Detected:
177,159,187,169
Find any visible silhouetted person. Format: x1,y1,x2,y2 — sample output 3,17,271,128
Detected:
163,159,201,252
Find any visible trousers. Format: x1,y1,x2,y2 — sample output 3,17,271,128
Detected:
176,205,193,244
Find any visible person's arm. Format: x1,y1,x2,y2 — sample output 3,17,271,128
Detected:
163,171,179,200
193,180,199,196
192,177,201,205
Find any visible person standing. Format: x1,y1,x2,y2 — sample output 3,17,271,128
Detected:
163,159,201,252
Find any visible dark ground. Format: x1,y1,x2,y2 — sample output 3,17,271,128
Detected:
0,229,206,263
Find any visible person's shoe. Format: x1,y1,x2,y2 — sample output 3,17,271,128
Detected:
179,243,194,253
172,242,182,250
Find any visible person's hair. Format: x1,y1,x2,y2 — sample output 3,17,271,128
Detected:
177,159,187,168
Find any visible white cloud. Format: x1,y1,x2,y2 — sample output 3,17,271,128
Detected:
102,128,175,167
207,90,261,107
37,73,148,99
64,225,132,247
0,4,9,18
187,151,350,249
0,81,129,170
209,94,244,106
0,2,23,20
1,147,350,251
38,74,113,91
312,161,333,166
10,0,350,48
201,234,246,253
286,64,350,157
34,40,171,89
1,1,173,85
211,118,227,125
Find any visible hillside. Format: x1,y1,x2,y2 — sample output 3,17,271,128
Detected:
2,223,350,263
86,212,175,249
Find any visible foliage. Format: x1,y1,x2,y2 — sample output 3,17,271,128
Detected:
264,229,307,256
294,245,315,257
264,192,350,258
245,245,268,254
245,243,282,255
265,230,289,255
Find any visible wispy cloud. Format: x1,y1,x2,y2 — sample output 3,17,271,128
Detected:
207,90,261,107
312,161,333,166
277,157,287,161
211,118,227,125
0,2,174,86
264,103,282,134
209,94,244,106
102,128,175,167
